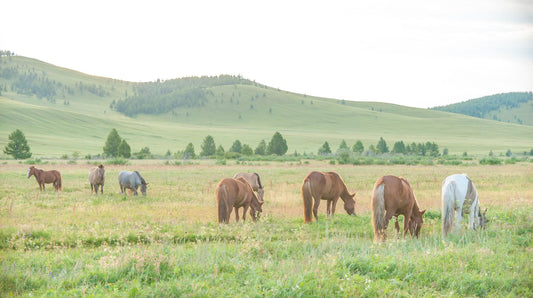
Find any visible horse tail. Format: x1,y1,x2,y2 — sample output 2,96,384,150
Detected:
254,173,263,189
217,184,229,223
302,179,313,223
442,181,455,237
56,172,62,191
371,182,386,242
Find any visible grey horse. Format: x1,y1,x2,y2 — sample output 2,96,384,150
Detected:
118,170,148,196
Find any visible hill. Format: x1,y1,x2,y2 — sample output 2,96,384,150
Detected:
1,55,532,158
432,92,533,126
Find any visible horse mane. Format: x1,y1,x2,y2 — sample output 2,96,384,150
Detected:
254,173,263,189
133,171,146,184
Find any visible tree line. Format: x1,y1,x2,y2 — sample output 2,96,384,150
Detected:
432,92,532,120
111,75,256,117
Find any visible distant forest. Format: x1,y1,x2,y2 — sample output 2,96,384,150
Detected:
432,92,532,121
111,75,256,116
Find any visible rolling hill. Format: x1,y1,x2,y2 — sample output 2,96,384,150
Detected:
1,55,532,158
432,92,533,126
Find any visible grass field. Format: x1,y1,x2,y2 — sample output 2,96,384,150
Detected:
1,161,532,296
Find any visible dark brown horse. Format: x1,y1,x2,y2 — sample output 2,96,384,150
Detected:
216,177,264,223
301,171,356,223
371,175,425,242
27,166,62,192
89,164,105,194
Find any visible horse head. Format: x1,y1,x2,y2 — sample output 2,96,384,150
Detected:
140,182,148,196
343,192,356,215
27,166,35,178
98,164,105,180
409,209,426,237
250,193,264,221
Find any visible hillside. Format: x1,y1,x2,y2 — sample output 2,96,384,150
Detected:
1,55,532,158
432,92,533,126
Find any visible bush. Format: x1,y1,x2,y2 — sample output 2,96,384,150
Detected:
479,157,502,165
105,158,129,165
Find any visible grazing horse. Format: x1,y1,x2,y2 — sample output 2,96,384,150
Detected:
89,164,105,194
118,171,148,196
27,166,62,193
216,177,264,223
371,175,425,242
301,171,356,223
442,174,488,237
233,172,265,202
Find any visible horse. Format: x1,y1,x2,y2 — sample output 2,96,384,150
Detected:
118,171,148,196
301,171,356,223
27,166,62,193
371,175,425,242
441,174,488,237
89,164,105,194
233,172,265,202
216,177,264,223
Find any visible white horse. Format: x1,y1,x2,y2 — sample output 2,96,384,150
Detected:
441,174,487,236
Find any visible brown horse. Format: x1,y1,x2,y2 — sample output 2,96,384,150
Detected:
371,175,425,242
27,166,62,192
216,177,264,223
89,164,105,194
233,172,264,201
301,171,356,223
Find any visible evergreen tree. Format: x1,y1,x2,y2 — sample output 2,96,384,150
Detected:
216,145,225,157
241,144,253,156
392,141,406,154
229,140,242,153
352,140,364,154
3,129,32,159
267,132,288,156
318,141,332,155
376,137,389,154
255,140,266,155
337,140,349,151
184,142,196,159
200,135,216,156
117,139,131,158
103,128,122,157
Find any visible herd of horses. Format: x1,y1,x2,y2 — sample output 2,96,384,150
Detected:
26,165,488,242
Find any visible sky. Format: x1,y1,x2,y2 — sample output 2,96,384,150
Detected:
1,0,532,108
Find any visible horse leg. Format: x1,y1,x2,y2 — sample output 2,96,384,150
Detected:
100,184,104,194
394,217,400,234
234,207,240,222
454,207,463,233
331,198,338,217
133,186,138,196
313,197,321,221
326,200,332,217
242,205,249,222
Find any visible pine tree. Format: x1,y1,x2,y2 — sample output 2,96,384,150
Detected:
200,135,216,156
117,139,131,158
103,128,122,157
352,140,364,154
318,141,332,155
255,140,266,155
184,143,196,159
3,129,32,159
229,140,242,153
267,132,288,156
376,137,389,154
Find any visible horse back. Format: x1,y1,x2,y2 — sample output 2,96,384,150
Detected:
379,175,414,210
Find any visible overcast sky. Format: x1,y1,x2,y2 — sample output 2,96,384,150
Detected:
2,0,532,108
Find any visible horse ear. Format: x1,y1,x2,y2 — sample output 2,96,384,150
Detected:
260,200,264,205
483,208,487,215
420,209,426,216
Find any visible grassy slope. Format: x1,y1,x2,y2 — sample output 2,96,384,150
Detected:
1,56,532,157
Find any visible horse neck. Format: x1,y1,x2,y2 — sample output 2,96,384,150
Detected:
339,187,353,202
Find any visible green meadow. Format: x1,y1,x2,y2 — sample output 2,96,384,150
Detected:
1,56,532,158
1,162,532,296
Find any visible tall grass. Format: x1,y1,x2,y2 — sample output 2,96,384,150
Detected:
0,163,531,296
